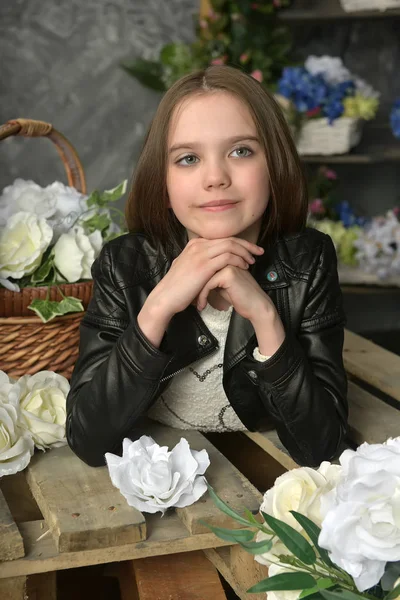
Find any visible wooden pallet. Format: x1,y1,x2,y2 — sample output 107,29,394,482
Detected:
0,422,266,599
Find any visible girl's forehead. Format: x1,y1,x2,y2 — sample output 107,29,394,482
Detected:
168,92,256,141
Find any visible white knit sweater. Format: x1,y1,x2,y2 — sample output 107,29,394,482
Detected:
147,303,270,432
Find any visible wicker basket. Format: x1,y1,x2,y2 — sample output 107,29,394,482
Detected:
0,118,93,379
340,0,400,11
295,116,364,156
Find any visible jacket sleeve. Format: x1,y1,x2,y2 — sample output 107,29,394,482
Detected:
247,234,348,467
66,245,172,467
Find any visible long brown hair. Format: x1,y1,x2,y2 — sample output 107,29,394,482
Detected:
125,65,308,256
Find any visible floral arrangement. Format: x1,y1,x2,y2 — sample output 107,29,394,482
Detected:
0,369,69,477
277,55,380,125
207,437,400,598
390,99,400,138
122,0,293,91
106,435,210,514
0,178,127,322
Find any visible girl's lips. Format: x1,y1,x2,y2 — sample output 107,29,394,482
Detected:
200,201,239,212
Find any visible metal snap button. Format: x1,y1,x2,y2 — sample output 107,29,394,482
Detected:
198,335,209,347
267,270,278,282
248,370,258,381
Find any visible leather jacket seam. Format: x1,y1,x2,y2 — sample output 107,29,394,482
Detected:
301,311,344,330
84,313,129,327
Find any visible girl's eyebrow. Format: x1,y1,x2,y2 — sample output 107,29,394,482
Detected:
168,135,260,154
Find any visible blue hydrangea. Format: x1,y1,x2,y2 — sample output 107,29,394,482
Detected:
278,68,356,124
390,99,400,138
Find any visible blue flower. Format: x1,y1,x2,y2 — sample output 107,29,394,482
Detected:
390,98,400,138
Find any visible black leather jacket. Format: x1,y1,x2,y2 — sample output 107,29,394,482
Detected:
66,228,348,468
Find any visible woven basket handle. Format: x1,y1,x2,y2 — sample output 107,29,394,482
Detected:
0,118,86,194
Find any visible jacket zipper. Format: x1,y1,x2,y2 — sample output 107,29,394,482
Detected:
159,345,217,383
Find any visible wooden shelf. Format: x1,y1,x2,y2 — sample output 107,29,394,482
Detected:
299,123,400,164
278,0,400,21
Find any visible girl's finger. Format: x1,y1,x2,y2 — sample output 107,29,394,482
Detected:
197,273,221,311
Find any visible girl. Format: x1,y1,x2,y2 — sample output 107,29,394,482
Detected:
66,65,348,468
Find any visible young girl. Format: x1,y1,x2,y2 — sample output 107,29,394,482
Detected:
66,65,348,468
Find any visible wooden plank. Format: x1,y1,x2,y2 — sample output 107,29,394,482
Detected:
0,576,27,600
205,547,268,600
26,572,57,600
130,551,227,599
348,381,400,445
144,423,262,534
0,471,43,523
245,430,298,471
0,516,233,579
0,488,25,561
344,330,400,404
25,445,146,553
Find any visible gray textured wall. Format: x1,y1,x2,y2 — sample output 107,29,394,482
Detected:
0,1,399,216
0,0,198,195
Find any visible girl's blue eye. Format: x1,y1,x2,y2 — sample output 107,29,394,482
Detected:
177,155,199,166
231,146,252,158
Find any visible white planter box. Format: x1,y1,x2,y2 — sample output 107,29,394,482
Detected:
295,117,364,156
340,0,400,11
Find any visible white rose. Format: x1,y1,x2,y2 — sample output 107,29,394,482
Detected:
319,438,400,591
254,531,288,567
304,55,351,85
0,212,53,279
267,564,302,600
0,372,34,476
260,463,340,532
53,225,102,282
16,371,69,450
44,182,88,241
106,436,210,514
0,179,57,226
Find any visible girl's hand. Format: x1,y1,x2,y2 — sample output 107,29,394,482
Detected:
146,237,264,320
196,266,286,356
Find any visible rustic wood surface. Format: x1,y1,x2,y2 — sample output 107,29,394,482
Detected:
25,445,146,553
0,489,25,562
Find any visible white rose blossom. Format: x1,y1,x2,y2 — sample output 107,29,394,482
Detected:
319,438,400,592
255,462,341,568
0,179,88,241
106,436,210,514
16,371,69,450
0,211,53,279
0,371,34,477
353,211,400,279
305,55,380,98
53,225,102,283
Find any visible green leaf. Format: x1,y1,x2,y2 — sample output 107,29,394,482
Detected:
28,299,63,323
382,563,400,592
207,484,255,527
244,509,263,528
99,180,128,204
82,213,111,234
261,512,316,565
86,190,102,208
57,296,84,315
28,296,84,323
248,572,316,594
320,589,366,600
299,579,336,599
238,538,273,555
200,522,254,543
30,254,54,283
290,511,334,568
121,59,166,91
385,582,400,600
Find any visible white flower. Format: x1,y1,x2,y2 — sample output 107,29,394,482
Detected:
16,371,69,450
53,225,102,282
0,179,88,242
255,462,341,568
0,278,20,292
0,179,57,225
305,55,352,85
319,438,400,591
0,212,53,279
44,182,88,241
267,564,302,600
105,436,210,514
0,371,34,477
353,211,400,279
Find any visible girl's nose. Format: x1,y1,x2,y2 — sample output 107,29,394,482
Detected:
203,162,231,190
